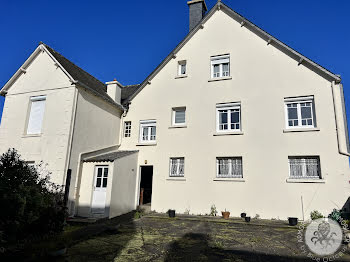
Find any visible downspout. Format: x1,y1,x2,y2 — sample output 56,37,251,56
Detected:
330,81,350,157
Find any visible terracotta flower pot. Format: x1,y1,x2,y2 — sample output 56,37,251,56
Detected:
222,211,230,219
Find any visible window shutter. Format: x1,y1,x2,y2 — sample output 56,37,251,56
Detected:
175,110,186,124
27,97,46,134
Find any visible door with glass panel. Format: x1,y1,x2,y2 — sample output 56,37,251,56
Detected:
91,166,109,214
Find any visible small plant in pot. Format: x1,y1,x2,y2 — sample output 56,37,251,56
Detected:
288,217,298,226
222,209,230,219
241,212,246,218
245,216,251,222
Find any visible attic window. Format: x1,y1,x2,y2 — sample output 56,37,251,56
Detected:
211,55,230,78
178,61,187,76
26,96,46,135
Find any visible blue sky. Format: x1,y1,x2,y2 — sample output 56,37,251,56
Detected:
0,0,349,125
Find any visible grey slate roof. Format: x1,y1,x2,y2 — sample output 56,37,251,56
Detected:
121,84,140,106
43,43,124,110
83,150,138,162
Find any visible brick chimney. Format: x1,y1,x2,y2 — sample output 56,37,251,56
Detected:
187,0,207,31
106,79,122,104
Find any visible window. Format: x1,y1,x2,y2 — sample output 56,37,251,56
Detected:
178,60,187,76
285,97,316,128
211,55,230,78
95,166,109,188
216,103,241,132
170,158,184,177
289,157,321,179
124,121,131,137
27,96,46,135
172,107,186,125
217,157,243,178
139,120,156,142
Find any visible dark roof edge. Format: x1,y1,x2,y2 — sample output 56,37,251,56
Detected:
126,1,341,103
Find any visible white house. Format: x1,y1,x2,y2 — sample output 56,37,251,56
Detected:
0,0,349,220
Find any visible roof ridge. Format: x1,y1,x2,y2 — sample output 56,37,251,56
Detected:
42,43,107,89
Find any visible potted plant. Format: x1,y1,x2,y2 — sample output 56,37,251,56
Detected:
222,209,230,219
168,209,176,218
245,216,251,222
241,212,246,218
288,217,298,226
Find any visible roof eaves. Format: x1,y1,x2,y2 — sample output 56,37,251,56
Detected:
74,80,125,111
126,2,219,102
127,1,341,102
219,3,341,83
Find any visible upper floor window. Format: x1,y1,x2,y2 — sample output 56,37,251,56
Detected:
285,97,316,129
170,157,184,177
124,121,131,137
172,107,186,126
288,156,321,179
139,120,156,143
216,102,241,132
27,96,46,135
211,55,230,78
178,60,187,76
217,157,243,178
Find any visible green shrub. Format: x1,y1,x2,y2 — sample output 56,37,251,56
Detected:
310,210,323,220
0,148,67,244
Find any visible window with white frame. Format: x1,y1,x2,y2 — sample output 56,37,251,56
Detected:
178,60,187,76
285,97,316,128
27,96,46,135
172,107,186,125
139,120,156,142
95,166,109,188
124,121,131,137
170,157,184,177
217,157,243,178
289,156,321,179
216,102,241,132
211,55,230,78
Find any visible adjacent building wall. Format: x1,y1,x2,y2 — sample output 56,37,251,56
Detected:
119,9,350,219
69,88,122,214
78,161,113,217
0,50,75,184
109,152,139,218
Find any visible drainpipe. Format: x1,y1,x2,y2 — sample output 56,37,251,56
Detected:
330,81,350,157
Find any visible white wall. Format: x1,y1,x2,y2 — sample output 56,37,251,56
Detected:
70,88,122,213
77,161,113,217
0,50,75,184
118,9,350,219
109,152,139,218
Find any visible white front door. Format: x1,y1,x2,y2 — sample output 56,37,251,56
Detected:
91,166,109,214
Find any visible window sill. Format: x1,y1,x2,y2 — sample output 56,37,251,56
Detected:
283,128,320,133
286,178,325,183
136,142,157,146
167,177,186,181
213,178,245,182
175,75,188,79
213,131,243,136
208,76,232,82
169,125,187,129
22,134,42,138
